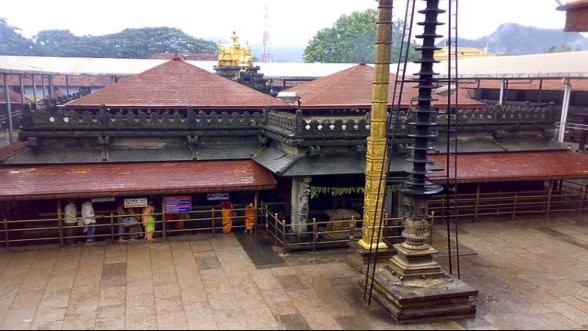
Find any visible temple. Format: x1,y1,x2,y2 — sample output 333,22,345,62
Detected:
213,31,272,95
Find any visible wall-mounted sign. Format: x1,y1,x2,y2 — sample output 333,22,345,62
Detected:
207,192,229,201
124,198,148,208
92,197,115,203
164,195,192,213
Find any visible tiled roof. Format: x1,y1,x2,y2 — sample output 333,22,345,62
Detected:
0,159,277,201
285,62,485,109
64,57,289,110
0,141,26,160
429,150,588,183
0,89,33,103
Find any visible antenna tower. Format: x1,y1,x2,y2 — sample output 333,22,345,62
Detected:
261,5,273,63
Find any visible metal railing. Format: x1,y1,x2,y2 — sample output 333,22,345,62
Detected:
0,207,247,250
428,180,588,220
0,202,407,253
261,211,408,254
1,180,587,251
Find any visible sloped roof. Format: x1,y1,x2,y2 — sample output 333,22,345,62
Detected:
0,89,33,103
3,52,588,79
0,159,277,201
64,57,289,110
428,150,588,183
0,55,166,76
285,62,485,109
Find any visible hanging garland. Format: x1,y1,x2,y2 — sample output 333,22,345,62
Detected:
310,186,365,199
309,184,403,199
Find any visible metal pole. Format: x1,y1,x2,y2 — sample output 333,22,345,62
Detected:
558,78,572,142
3,74,14,144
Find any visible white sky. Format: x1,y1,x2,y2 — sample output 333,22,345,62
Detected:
1,0,570,47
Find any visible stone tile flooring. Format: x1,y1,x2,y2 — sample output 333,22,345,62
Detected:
1,214,588,329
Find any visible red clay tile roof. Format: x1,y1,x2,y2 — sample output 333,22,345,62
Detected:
0,141,27,160
64,57,289,110
428,150,588,184
285,62,485,109
0,89,33,103
0,159,277,201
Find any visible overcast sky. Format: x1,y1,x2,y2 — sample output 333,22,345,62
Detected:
2,0,572,47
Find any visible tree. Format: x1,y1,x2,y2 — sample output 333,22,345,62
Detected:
0,20,218,59
33,29,89,57
303,9,420,64
0,18,36,56
543,45,577,53
103,28,218,59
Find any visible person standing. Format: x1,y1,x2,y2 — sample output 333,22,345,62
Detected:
63,199,78,245
142,199,156,241
124,208,141,240
175,212,189,231
81,199,97,244
221,200,234,234
116,202,127,242
244,202,255,234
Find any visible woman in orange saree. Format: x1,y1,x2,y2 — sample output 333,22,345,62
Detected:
221,200,233,234
244,202,255,234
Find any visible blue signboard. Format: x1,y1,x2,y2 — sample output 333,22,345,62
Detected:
164,196,192,213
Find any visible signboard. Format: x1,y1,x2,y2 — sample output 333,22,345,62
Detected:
92,197,115,203
207,192,229,201
164,195,192,213
124,198,148,208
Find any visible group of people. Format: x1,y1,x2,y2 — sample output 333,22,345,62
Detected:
62,198,158,244
165,212,190,233
63,198,98,245
116,199,157,241
115,204,141,241
220,200,256,234
62,198,257,243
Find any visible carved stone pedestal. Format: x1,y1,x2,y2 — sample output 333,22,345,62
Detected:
361,266,478,323
358,241,478,323
346,241,396,270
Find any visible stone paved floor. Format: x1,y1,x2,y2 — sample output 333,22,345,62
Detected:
1,214,588,329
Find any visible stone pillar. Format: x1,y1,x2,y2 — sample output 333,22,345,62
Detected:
290,176,311,233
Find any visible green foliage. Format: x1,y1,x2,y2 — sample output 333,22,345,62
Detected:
309,184,403,199
543,45,577,53
102,27,218,59
310,186,366,199
303,9,420,64
0,19,218,58
33,29,89,57
0,18,36,56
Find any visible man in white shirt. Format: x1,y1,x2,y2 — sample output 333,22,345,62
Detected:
81,199,97,244
63,199,78,245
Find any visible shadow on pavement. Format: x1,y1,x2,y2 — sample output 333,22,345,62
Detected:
234,231,286,268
